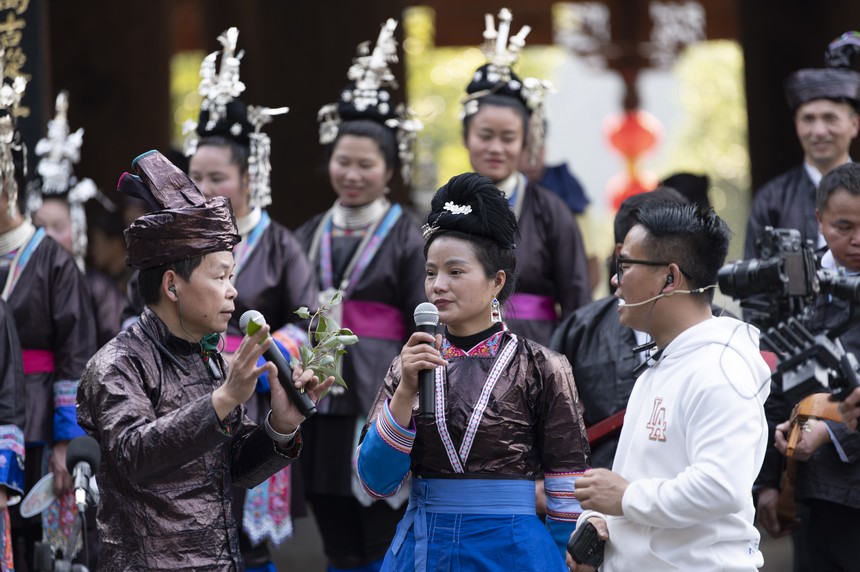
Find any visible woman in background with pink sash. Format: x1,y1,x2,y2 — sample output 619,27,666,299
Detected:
183,28,318,572
294,19,427,572
459,9,591,346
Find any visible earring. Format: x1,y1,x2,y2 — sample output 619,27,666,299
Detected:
490,297,502,323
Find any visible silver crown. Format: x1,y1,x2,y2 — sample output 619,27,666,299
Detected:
319,19,423,184
464,9,553,165
185,28,287,210
30,91,100,271
199,27,245,132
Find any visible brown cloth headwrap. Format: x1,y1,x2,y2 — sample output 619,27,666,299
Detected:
119,150,240,269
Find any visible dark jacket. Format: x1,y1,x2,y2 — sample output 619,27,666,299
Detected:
745,165,819,260
757,286,860,509
550,296,639,468
77,308,298,571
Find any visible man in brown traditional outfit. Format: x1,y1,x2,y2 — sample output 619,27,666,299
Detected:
77,150,330,571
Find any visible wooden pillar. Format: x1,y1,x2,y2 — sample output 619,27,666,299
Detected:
46,0,172,198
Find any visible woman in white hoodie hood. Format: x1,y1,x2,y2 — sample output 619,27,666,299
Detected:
569,202,771,571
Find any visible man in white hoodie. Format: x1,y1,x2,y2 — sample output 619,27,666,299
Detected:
568,202,772,571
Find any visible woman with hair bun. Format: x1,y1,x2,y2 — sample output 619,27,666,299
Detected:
357,172,590,571
295,20,427,572
459,9,591,346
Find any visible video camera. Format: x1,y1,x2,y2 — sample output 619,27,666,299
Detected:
718,227,860,403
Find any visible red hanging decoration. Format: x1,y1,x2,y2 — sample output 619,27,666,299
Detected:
603,109,662,211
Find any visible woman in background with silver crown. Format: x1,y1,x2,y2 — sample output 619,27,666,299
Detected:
30,91,125,349
0,54,98,571
459,9,591,346
294,19,426,572
183,27,319,572
356,172,590,571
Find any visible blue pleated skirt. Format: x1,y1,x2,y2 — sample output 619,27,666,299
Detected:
381,479,567,572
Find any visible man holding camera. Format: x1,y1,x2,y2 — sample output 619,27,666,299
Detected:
745,32,860,261
756,162,860,572
567,202,770,571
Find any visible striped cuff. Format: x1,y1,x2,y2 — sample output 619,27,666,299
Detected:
376,398,416,454
356,399,414,499
0,425,24,495
545,470,585,522
54,379,85,442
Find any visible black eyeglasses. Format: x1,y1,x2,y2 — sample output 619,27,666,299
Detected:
615,257,671,283
615,257,692,284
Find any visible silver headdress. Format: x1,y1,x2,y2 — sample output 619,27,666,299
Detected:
464,9,553,164
198,27,245,132
318,19,423,184
183,27,287,210
0,48,27,218
29,91,99,271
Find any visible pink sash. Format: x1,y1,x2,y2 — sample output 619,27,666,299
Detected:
22,350,55,375
224,335,244,354
342,300,405,342
506,293,558,321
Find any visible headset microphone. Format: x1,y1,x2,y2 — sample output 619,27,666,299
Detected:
617,284,717,308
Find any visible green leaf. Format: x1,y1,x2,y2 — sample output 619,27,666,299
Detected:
329,290,344,306
289,355,301,370
299,344,315,366
318,354,335,366
318,365,348,389
338,327,354,336
337,335,359,346
294,307,311,320
319,336,343,349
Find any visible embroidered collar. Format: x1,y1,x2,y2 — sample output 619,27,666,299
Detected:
441,328,506,359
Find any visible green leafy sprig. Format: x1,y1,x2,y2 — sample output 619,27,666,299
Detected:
292,290,357,390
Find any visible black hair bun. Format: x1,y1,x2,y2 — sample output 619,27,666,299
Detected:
196,99,252,146
465,64,529,112
426,172,518,248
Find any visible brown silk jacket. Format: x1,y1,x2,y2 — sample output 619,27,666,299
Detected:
77,307,297,571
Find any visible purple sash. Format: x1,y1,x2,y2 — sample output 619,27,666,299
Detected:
506,293,558,321
342,300,405,342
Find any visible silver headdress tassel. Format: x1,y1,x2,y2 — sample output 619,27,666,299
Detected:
319,19,423,184
247,105,289,209
184,27,287,210
0,48,28,218
463,8,553,165
31,91,99,271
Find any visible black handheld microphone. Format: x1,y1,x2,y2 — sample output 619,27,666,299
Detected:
65,435,100,511
239,310,317,419
414,302,440,420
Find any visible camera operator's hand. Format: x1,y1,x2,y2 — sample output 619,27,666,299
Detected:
839,387,860,431
774,419,831,461
756,487,796,538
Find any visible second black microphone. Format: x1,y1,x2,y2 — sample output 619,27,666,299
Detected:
414,302,440,420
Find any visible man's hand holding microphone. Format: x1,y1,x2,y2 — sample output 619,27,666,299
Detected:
212,311,334,437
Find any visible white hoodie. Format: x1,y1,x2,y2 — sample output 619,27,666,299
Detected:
582,316,771,571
